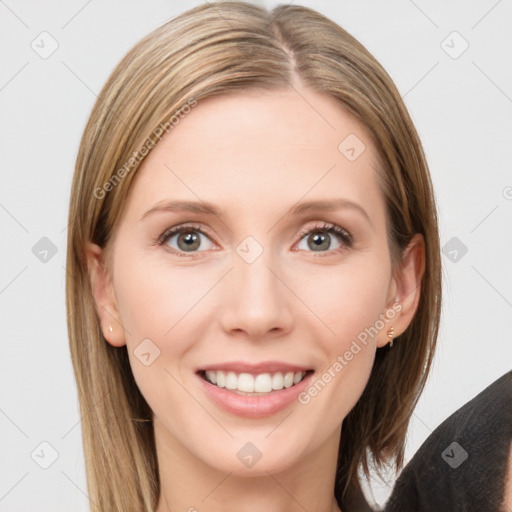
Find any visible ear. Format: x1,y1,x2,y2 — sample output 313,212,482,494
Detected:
377,233,425,348
85,242,126,347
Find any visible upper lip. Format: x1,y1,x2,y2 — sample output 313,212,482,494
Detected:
197,361,313,374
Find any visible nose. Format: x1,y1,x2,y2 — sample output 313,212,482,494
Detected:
219,244,294,341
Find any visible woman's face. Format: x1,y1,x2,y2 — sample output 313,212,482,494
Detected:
88,87,421,477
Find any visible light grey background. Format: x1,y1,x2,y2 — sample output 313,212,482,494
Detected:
1,0,511,510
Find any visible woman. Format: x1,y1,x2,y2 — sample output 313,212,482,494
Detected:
65,2,441,511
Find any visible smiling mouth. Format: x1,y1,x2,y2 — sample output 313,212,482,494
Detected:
198,369,314,396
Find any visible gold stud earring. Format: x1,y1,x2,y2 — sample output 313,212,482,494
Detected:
387,327,395,347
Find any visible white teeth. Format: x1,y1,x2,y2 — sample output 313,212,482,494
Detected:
238,373,255,392
203,370,307,393
271,372,283,390
225,371,237,390
205,370,217,384
283,371,294,388
216,371,226,388
254,373,272,392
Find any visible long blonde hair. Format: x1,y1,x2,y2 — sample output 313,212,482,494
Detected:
65,2,441,510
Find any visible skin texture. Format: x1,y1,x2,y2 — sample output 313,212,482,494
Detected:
86,87,424,512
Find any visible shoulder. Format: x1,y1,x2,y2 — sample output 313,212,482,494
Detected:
383,371,512,512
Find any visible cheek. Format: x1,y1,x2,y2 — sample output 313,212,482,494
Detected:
295,256,390,413
113,252,209,342
111,254,217,405
299,255,391,342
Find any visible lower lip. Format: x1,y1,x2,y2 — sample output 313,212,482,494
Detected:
196,372,314,419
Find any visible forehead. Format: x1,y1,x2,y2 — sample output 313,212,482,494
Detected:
123,88,384,222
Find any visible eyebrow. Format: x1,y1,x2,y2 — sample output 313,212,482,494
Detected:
140,200,223,220
140,198,371,224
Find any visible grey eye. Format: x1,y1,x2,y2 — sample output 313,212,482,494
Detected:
297,231,343,252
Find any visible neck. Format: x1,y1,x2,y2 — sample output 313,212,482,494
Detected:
154,419,343,512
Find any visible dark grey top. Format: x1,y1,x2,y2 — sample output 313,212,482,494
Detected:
383,370,512,512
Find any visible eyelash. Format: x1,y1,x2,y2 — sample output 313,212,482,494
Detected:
156,222,354,258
